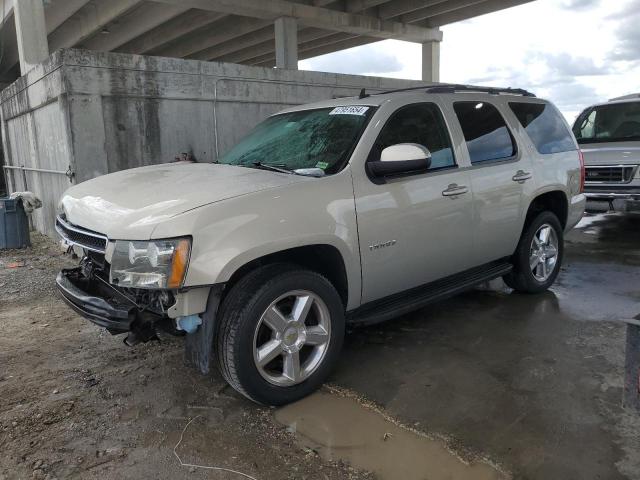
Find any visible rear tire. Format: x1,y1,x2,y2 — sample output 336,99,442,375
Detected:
504,211,564,293
216,263,345,406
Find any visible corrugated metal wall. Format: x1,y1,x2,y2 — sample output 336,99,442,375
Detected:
4,102,73,236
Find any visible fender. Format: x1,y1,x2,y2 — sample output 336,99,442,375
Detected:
150,168,363,310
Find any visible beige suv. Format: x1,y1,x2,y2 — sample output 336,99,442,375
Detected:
55,84,585,405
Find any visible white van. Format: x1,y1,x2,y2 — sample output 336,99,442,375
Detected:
573,94,640,211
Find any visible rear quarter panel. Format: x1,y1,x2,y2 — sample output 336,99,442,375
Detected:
530,149,585,230
499,98,585,232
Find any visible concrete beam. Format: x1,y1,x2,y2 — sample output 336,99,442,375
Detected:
81,2,189,52
153,0,443,43
301,31,359,52
193,26,275,61
48,0,142,50
255,35,380,67
14,0,49,74
116,10,225,55
426,0,534,26
421,38,440,82
343,0,395,12
275,16,298,69
298,35,379,60
209,27,337,63
44,0,91,33
247,31,357,66
196,0,390,63
0,0,88,75
156,15,269,58
313,0,394,12
400,0,487,23
0,12,19,75
378,0,446,19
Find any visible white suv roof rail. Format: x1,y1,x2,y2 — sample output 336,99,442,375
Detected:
609,93,640,102
425,84,536,97
359,83,536,99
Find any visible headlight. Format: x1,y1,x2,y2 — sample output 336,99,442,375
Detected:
110,238,191,289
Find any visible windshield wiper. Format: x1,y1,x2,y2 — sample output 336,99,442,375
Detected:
250,162,325,177
252,162,295,175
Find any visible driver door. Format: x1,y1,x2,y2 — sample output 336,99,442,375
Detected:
353,101,475,304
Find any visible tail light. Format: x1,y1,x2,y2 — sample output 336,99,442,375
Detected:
578,150,585,193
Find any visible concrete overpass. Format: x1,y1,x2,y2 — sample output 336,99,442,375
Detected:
2,0,533,85
0,0,536,234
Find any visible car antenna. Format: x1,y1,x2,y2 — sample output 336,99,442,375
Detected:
358,88,369,99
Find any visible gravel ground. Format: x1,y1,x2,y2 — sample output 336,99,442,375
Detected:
4,215,637,480
0,233,372,480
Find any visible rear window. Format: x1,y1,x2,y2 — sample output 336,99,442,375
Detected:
453,101,516,164
509,102,576,154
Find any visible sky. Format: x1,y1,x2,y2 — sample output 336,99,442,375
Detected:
299,0,640,123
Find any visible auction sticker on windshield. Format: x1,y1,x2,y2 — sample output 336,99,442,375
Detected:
329,106,369,116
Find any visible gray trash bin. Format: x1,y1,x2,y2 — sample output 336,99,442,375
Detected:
0,197,30,249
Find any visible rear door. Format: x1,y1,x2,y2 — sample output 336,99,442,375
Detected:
450,99,533,265
352,99,475,304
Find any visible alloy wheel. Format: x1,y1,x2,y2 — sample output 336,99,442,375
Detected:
529,223,559,282
253,290,331,387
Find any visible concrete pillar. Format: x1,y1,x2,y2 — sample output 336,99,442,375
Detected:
275,16,298,70
14,0,49,74
421,38,441,83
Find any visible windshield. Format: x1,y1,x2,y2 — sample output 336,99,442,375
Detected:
573,101,640,144
217,106,374,174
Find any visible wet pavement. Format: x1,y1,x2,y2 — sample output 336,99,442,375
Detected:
1,213,639,480
283,212,640,480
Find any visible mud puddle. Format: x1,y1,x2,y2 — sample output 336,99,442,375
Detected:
275,390,508,480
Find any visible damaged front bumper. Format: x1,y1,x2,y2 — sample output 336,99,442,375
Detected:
56,266,178,344
57,264,222,374
56,268,134,332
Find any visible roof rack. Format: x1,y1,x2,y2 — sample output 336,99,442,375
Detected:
426,84,536,97
609,93,640,102
361,83,536,98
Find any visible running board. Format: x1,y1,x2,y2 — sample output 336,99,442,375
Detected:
347,261,513,326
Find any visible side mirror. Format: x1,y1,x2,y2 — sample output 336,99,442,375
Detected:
368,143,432,178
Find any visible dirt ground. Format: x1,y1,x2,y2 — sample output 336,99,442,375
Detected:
1,212,640,480
0,234,371,480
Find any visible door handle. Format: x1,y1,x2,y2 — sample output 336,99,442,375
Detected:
512,170,532,183
442,184,469,197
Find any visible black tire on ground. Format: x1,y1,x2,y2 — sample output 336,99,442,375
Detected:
216,263,345,406
504,211,564,294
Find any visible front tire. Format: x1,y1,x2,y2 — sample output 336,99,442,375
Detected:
216,264,345,406
504,211,564,293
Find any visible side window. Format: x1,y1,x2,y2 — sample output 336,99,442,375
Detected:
509,102,576,154
453,101,516,164
574,109,596,139
369,103,455,169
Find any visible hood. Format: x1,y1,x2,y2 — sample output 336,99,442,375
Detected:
580,142,640,166
60,162,305,239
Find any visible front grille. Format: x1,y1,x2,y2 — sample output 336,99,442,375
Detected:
55,215,108,253
585,165,637,184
